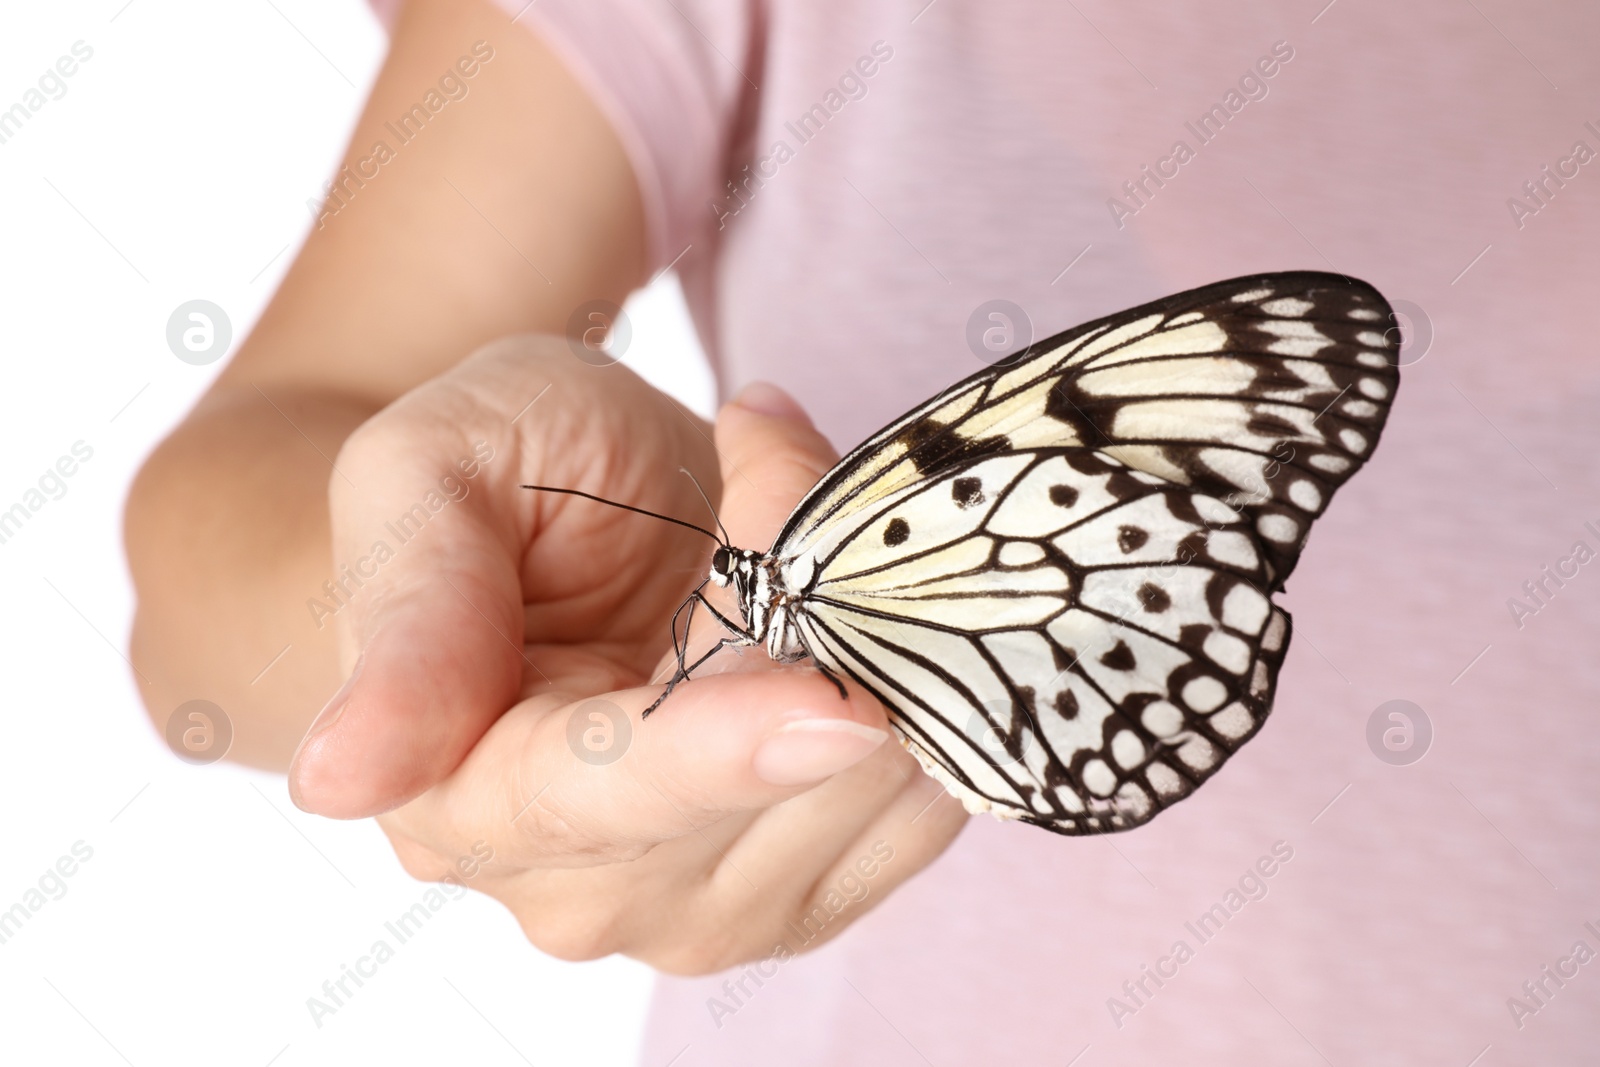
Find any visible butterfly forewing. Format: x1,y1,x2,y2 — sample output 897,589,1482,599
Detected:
772,273,1396,834
776,272,1397,589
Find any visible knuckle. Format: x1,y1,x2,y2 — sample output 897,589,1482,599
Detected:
518,809,656,870
508,742,659,865
508,783,585,847
632,897,764,976
516,911,621,963
643,930,750,977
380,827,448,883
379,819,498,887
333,412,402,472
511,793,648,865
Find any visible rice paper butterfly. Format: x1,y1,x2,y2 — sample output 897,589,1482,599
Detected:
529,272,1399,834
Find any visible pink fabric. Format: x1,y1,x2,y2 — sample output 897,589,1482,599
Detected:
395,0,1600,1060
365,0,400,31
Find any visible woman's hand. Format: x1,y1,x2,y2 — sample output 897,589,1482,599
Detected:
290,337,968,971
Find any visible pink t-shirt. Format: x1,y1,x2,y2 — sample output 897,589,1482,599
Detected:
378,1,1600,1061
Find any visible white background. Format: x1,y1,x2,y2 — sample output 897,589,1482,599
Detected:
0,3,714,1063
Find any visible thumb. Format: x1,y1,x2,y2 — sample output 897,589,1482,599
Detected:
289,451,524,819
715,382,840,549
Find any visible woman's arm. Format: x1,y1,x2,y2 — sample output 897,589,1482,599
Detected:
126,0,966,972
125,0,645,770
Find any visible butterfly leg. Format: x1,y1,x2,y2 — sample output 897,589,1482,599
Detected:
815,662,849,702
668,582,747,678
686,590,747,639
644,634,755,718
646,589,756,718
668,578,712,672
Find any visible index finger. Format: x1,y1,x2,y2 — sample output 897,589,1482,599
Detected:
392,666,888,867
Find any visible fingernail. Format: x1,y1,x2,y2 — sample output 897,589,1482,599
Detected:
308,656,362,740
288,657,362,809
732,381,807,421
752,717,888,786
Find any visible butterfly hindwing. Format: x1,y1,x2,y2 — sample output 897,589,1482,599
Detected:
790,449,1289,834
768,272,1396,834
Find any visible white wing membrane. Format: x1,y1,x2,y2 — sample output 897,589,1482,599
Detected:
766,273,1397,835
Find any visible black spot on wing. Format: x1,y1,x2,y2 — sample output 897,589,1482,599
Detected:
1137,583,1171,612
952,476,985,508
882,517,910,546
1117,525,1149,553
898,419,1010,477
1100,640,1136,671
1054,688,1080,720
1045,378,1111,449
1049,484,1079,508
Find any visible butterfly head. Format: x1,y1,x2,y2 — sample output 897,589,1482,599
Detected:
709,545,761,590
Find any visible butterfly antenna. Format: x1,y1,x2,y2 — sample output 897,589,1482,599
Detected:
677,467,731,547
520,485,722,543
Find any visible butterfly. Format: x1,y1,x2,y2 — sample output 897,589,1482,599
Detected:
528,272,1399,835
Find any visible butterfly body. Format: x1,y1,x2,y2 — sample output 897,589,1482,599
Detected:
707,545,810,662
638,272,1396,835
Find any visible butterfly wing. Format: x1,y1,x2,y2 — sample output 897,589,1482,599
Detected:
773,272,1397,834
788,448,1288,833
774,271,1399,591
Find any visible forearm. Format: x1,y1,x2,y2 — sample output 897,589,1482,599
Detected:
126,385,376,768
123,0,645,769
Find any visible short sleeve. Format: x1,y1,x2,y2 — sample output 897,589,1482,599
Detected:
493,0,758,271
364,0,756,270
